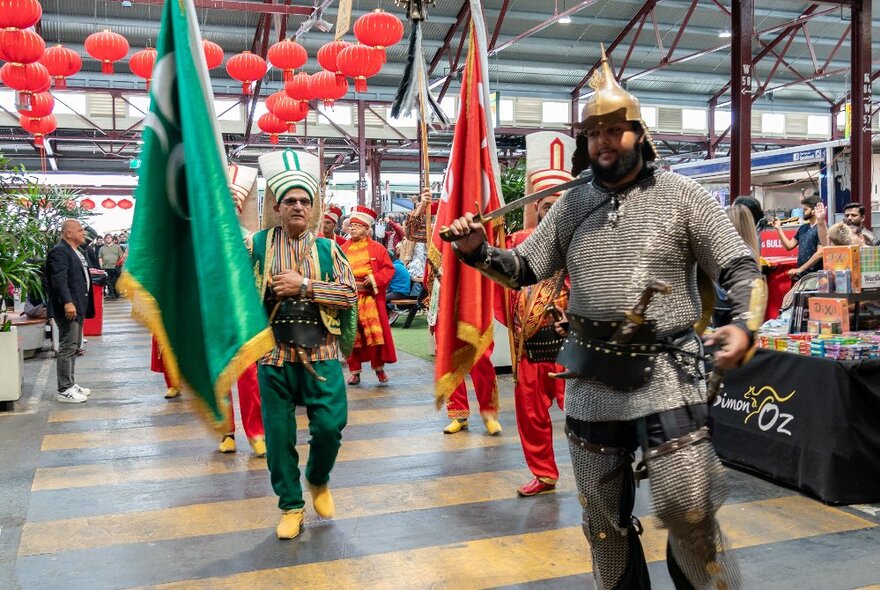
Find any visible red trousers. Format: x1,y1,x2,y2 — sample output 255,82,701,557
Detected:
226,364,264,440
151,337,176,388
515,358,565,481
446,344,498,419
347,346,386,372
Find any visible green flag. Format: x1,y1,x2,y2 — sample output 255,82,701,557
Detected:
119,0,273,430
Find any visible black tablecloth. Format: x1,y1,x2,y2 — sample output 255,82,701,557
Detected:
710,348,880,504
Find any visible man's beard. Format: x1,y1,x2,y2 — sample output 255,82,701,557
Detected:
590,145,642,184
844,219,859,228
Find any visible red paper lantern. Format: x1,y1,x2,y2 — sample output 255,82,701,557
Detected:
337,44,383,93
117,198,133,210
0,0,43,30
317,41,349,83
267,38,307,82
85,30,130,75
226,51,267,96
1,61,50,108
202,39,224,70
353,9,404,64
16,90,53,121
258,112,288,144
101,198,117,209
309,70,349,108
80,198,95,210
268,92,308,133
0,29,45,65
39,45,82,89
19,114,56,147
284,71,313,102
129,47,157,90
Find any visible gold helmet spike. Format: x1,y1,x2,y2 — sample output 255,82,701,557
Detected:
574,44,643,131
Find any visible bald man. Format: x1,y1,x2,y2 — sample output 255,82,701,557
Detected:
46,219,95,403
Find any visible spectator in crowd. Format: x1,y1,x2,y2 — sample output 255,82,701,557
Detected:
46,219,94,403
386,248,412,309
786,221,855,280
773,194,827,280
99,234,125,299
86,236,103,268
842,202,876,246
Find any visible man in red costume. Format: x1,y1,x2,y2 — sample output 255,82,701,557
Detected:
504,131,575,496
322,205,346,246
343,205,398,385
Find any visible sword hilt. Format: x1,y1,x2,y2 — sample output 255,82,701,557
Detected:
438,212,487,242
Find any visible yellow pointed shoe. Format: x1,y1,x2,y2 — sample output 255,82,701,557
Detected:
276,510,304,540
250,437,267,458
307,482,335,519
164,387,180,399
218,435,237,453
483,417,503,436
443,418,469,434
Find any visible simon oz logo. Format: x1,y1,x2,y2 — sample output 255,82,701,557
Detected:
713,385,796,436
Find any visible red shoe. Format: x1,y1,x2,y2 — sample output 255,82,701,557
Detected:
517,477,556,497
347,373,361,385
376,370,389,383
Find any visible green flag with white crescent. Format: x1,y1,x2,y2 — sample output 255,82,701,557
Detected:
119,0,274,430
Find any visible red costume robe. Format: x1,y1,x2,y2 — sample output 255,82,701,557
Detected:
343,237,398,370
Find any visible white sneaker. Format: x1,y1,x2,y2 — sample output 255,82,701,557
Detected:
74,384,91,397
56,386,87,403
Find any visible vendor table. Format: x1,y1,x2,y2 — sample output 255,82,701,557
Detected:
710,348,880,504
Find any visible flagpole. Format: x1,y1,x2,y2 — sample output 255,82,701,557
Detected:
418,76,432,242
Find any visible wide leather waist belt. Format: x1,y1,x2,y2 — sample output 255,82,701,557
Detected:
523,325,565,363
270,298,327,348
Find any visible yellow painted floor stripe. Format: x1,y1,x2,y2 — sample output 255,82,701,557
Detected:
32,430,539,491
20,468,548,556
41,394,518,451
138,495,876,590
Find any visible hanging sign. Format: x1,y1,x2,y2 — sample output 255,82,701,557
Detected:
335,0,352,41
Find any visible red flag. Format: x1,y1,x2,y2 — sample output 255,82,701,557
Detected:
429,14,504,407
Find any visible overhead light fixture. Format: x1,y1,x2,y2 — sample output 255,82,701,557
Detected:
718,29,732,38
120,0,132,6
558,15,572,24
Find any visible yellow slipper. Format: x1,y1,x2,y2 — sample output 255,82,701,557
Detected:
250,437,267,458
443,418,469,434
276,510,304,540
218,435,237,453
307,482,335,519
164,387,180,399
483,418,503,436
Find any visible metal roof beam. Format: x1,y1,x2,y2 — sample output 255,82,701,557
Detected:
116,0,312,15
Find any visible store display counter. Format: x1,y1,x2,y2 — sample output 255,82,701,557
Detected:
710,347,880,505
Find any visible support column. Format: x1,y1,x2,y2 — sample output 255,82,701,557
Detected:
851,0,873,228
730,0,754,200
707,98,717,160
357,100,367,206
318,139,326,202
370,149,382,212
570,94,580,137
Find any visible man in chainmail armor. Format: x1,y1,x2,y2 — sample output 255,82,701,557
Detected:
446,47,766,590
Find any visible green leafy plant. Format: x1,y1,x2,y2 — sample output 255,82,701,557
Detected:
501,161,526,234
0,153,91,330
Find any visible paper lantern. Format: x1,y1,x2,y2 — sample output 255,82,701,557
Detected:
117,198,133,210
317,41,349,83
16,90,53,121
202,39,224,70
226,51,267,96
258,112,288,144
85,30,130,75
101,198,117,209
336,44,383,93
0,0,43,31
19,114,56,147
353,9,403,64
309,70,349,108
268,92,308,133
129,47,157,89
80,198,95,210
39,45,82,89
267,38,307,82
284,71,313,102
0,29,45,65
1,61,50,108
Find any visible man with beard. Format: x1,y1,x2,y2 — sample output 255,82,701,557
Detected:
445,47,765,589
772,194,828,280
842,202,876,246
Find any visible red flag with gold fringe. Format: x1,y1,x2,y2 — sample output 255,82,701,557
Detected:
429,5,504,408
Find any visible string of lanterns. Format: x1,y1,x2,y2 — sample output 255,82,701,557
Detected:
0,1,405,148
79,197,134,211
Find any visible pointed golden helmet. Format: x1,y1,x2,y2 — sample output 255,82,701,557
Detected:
574,44,643,130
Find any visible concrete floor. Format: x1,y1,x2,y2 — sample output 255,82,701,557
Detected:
2,300,880,589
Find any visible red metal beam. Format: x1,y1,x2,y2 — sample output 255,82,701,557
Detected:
122,0,312,14
664,0,699,63
489,0,602,57
428,1,470,77
851,0,872,227
489,0,511,52
438,12,471,103
618,12,648,80
730,0,754,200
243,7,273,145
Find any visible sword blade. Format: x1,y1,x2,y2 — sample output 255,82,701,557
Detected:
480,175,592,222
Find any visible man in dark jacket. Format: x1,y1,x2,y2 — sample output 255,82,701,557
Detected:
46,219,94,403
